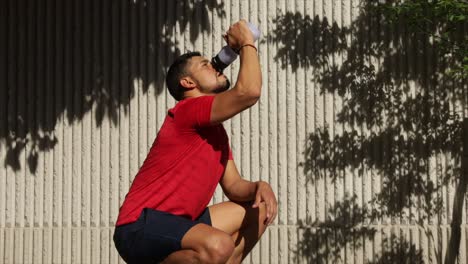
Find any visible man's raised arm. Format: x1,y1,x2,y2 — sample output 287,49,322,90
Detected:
210,20,262,124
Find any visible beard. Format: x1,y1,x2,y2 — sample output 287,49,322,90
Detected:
212,78,231,94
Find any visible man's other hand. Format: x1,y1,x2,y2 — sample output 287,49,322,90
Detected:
252,181,278,225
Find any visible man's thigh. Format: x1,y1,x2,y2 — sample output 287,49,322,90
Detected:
208,201,266,235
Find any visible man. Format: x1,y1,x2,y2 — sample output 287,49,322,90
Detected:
113,20,277,264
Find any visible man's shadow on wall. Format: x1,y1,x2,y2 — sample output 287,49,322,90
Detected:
269,0,466,263
0,0,225,173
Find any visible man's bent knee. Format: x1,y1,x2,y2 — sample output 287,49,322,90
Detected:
200,233,235,264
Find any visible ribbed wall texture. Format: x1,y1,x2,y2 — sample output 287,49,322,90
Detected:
1,0,467,263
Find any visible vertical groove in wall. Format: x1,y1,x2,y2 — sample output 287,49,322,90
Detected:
90,0,99,230
25,0,34,232
62,0,72,232
100,0,110,231
0,0,467,263
119,0,130,228
277,0,287,229
146,0,156,168
108,69,116,258
286,0,297,228
36,0,44,230
0,8,7,257
297,0,307,229
137,0,147,193
15,0,23,231
304,0,314,230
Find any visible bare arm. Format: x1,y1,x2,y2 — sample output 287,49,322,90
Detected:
220,160,278,225
220,160,257,202
210,20,262,124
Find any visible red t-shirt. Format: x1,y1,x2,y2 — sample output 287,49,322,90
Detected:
116,95,232,226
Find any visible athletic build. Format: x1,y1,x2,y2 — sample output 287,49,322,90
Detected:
114,20,277,264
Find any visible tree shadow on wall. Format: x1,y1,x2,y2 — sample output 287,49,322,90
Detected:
295,194,425,263
269,0,466,263
368,234,425,264
0,0,225,173
295,194,377,263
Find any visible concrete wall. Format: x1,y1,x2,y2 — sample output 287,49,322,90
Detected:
1,0,467,263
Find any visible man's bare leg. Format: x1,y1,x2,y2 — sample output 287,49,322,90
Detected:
160,249,199,264
208,201,268,264
161,201,267,264
160,223,235,264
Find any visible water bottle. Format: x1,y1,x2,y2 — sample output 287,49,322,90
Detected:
211,22,261,73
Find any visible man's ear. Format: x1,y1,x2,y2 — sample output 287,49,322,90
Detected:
180,76,196,90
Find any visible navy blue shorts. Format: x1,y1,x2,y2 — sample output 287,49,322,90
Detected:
113,208,212,263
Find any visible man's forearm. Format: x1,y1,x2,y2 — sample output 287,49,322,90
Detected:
234,45,262,98
224,179,258,202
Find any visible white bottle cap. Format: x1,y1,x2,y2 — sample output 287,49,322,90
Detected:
211,22,262,72
247,22,261,41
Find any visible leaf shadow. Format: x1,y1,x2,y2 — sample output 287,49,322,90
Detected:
0,0,225,173
269,0,466,262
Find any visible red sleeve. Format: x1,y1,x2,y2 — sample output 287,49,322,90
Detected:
173,96,215,128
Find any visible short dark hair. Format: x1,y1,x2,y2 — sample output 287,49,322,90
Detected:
166,51,201,101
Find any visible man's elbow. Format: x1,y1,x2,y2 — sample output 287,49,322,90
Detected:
231,78,262,105
222,189,236,202
250,85,261,99
242,85,262,106
246,91,260,106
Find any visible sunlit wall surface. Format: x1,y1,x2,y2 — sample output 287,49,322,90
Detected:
1,0,467,263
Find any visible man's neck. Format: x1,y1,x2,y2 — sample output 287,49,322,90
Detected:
183,89,214,100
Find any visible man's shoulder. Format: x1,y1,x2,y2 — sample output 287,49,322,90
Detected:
168,96,216,127
169,95,213,111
